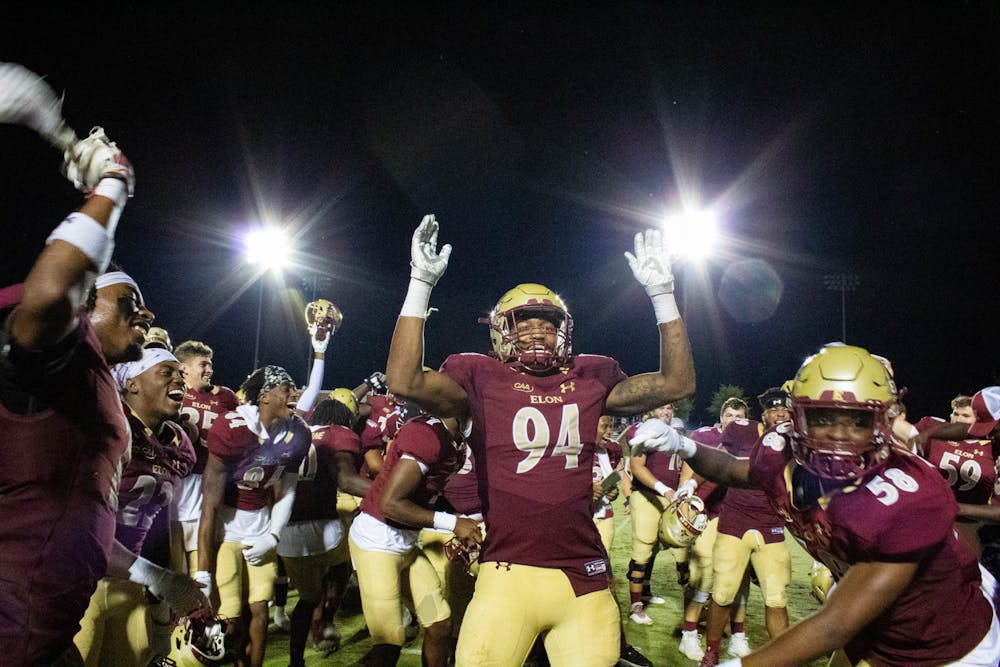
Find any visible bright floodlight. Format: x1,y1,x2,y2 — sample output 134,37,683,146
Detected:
244,227,291,271
664,209,718,260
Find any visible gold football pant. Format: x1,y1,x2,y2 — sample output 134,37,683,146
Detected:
712,530,790,607
455,563,619,667
215,541,278,618
73,577,162,667
349,536,450,646
629,488,669,564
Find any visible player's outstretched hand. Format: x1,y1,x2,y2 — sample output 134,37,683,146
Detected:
630,418,696,458
625,228,674,297
410,214,452,286
64,126,134,195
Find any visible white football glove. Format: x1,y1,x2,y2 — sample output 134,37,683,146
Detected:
308,321,332,353
63,126,134,195
675,478,698,501
410,214,452,286
129,557,208,613
624,229,675,297
242,533,279,566
630,418,697,458
193,569,214,602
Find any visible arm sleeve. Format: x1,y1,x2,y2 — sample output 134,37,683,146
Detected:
296,357,326,414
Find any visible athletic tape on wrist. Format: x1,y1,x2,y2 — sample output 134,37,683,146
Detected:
400,277,433,318
46,212,114,272
128,556,160,585
650,292,680,324
653,481,672,497
433,511,458,532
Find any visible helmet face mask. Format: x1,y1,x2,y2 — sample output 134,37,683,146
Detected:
154,611,227,667
790,345,898,481
488,284,572,373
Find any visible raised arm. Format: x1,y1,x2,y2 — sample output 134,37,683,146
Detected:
10,129,133,350
606,229,695,415
385,215,469,418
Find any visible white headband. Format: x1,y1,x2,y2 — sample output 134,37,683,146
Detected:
111,347,178,391
95,270,145,306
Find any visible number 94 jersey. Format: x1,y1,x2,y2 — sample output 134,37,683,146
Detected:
441,352,625,596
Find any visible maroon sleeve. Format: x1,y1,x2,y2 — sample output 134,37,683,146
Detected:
206,413,244,463
317,424,362,455
914,416,945,433
394,421,444,466
604,439,623,468
168,422,197,477
218,386,240,411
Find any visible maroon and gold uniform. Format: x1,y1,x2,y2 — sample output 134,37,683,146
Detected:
74,408,197,666
0,300,131,665
750,423,994,665
278,424,362,603
349,415,466,645
174,386,239,517
712,419,790,608
445,353,624,667
686,425,730,598
915,416,997,506
207,406,310,617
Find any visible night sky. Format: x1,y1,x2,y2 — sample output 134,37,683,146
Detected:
2,3,998,425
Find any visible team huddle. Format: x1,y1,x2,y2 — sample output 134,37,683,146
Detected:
3,76,1000,667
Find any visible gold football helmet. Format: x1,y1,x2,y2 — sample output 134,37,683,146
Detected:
790,344,898,480
148,611,227,666
144,326,173,352
658,495,708,548
328,387,359,416
304,299,343,333
484,283,572,372
809,560,835,604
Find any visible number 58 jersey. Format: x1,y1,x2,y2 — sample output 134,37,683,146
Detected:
441,352,626,596
749,424,992,666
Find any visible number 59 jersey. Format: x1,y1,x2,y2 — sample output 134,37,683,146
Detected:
441,352,626,596
749,424,992,666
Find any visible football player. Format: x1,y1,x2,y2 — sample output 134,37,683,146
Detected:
348,412,479,667
626,403,683,625
385,215,695,666
195,365,311,667
676,397,748,661
0,129,154,664
280,398,371,667
171,341,240,578
694,388,793,665
632,344,1000,666
74,348,206,665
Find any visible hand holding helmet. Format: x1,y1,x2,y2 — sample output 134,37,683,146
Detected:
304,299,342,354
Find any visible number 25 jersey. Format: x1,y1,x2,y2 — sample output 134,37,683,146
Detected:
441,352,625,596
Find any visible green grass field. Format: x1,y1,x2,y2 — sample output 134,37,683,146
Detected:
261,496,827,666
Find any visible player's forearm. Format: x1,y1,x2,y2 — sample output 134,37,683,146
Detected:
196,508,218,573
106,539,139,579
740,611,847,667
685,446,753,488
380,494,438,530
386,316,429,397
958,502,1000,523
296,355,326,414
335,456,372,497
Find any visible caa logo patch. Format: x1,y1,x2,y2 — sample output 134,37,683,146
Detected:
513,382,533,393
584,559,608,576
762,432,785,452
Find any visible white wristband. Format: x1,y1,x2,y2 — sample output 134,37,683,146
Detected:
650,292,680,324
127,555,162,586
400,277,434,318
46,212,114,272
91,177,129,236
653,481,672,497
433,511,458,532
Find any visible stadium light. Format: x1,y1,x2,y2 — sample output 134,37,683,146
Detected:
244,226,292,369
663,209,718,260
823,273,860,343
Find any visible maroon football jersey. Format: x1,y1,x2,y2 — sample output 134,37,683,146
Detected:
442,444,482,516
359,415,466,526
717,419,785,543
915,416,997,505
603,438,623,470
116,408,196,552
441,353,626,596
290,424,362,522
207,409,311,511
690,426,728,519
0,312,131,664
180,385,239,474
360,394,398,452
635,447,683,492
750,423,992,665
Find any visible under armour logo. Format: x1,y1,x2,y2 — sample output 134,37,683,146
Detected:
560,381,576,394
